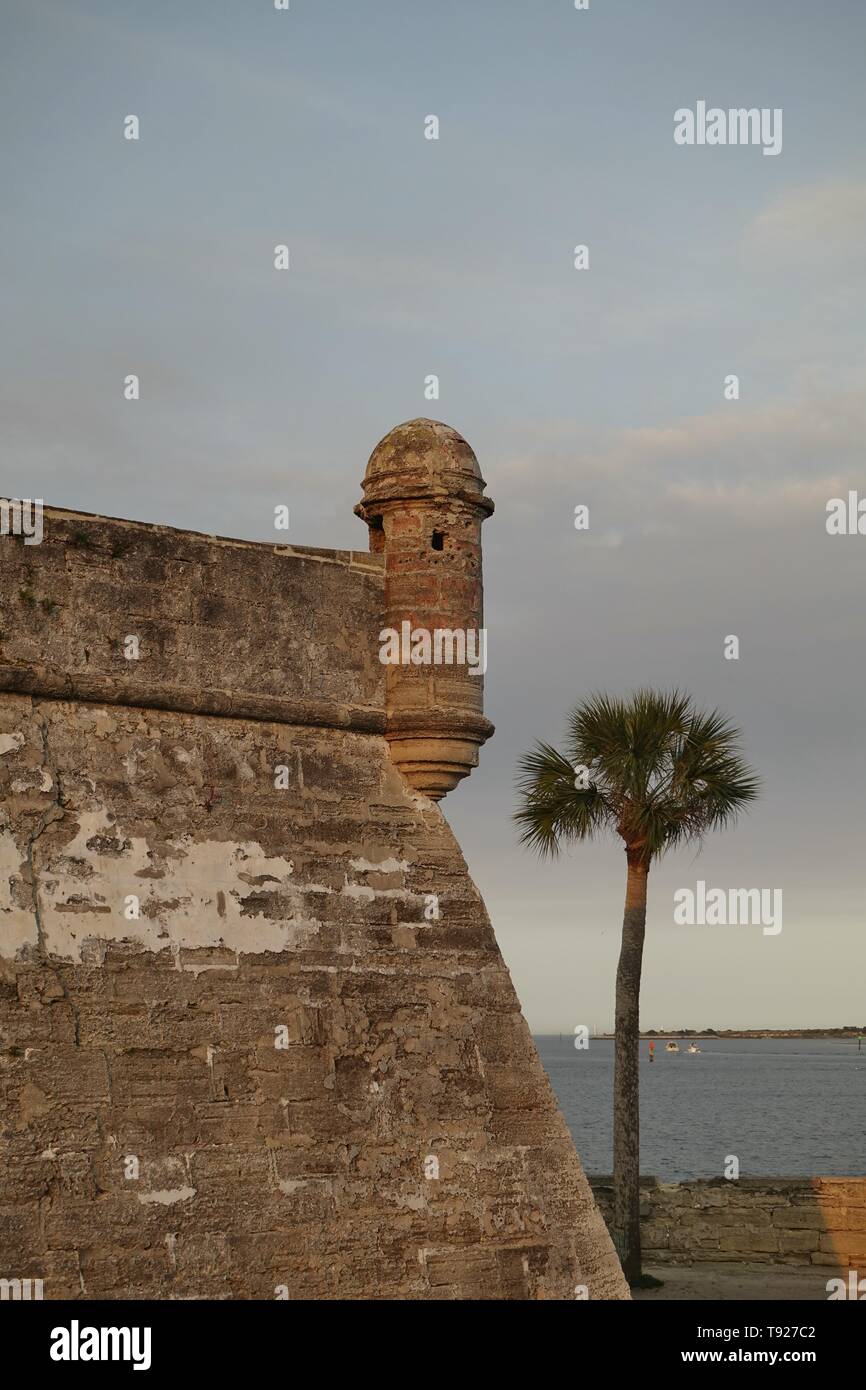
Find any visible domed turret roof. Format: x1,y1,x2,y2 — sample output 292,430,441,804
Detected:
357,419,492,513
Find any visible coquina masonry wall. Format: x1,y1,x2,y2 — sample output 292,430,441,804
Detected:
590,1177,865,1270
0,503,627,1300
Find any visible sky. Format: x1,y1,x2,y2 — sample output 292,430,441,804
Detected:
2,0,865,1031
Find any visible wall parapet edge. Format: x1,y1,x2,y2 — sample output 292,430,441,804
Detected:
0,505,386,730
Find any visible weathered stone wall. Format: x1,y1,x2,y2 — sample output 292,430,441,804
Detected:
0,507,385,732
589,1177,865,1270
0,506,627,1300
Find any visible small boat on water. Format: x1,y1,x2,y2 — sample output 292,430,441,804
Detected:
665,1041,679,1053
687,1043,701,1054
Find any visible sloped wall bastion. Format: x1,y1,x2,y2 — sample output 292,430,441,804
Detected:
0,421,628,1300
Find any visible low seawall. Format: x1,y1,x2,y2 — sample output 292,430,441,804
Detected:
589,1177,865,1269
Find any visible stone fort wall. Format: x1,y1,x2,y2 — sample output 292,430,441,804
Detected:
0,500,628,1299
589,1176,865,1271
0,507,386,731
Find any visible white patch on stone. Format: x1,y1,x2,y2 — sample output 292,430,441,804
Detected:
341,882,373,902
1,806,323,962
0,829,38,953
0,732,25,756
137,1186,196,1206
179,954,240,976
349,856,409,873
341,879,414,902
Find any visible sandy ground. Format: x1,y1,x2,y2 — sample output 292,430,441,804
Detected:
632,1263,841,1301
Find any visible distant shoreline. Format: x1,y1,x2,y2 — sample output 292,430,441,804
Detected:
547,1029,865,1040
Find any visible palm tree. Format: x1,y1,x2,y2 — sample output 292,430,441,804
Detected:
515,690,759,1283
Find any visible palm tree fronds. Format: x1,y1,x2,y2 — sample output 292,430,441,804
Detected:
517,690,759,863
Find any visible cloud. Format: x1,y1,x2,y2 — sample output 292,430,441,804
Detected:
490,386,866,532
15,0,376,131
742,179,866,271
665,476,847,526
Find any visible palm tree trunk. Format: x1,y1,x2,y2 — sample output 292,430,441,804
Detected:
612,852,648,1283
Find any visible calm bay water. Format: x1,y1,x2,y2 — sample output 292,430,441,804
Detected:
536,1036,865,1181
